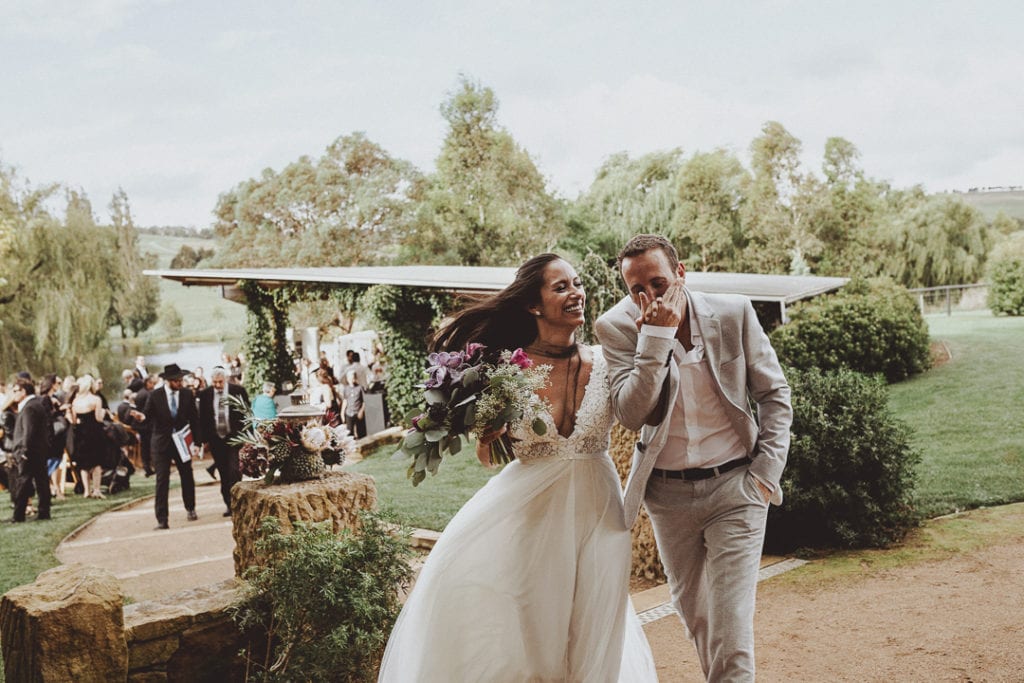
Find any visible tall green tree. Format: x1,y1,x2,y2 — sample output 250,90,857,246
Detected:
108,188,160,337
401,77,564,265
739,121,827,274
565,149,684,263
674,149,749,271
213,132,423,267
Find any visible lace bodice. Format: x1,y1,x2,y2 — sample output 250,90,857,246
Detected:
512,347,613,462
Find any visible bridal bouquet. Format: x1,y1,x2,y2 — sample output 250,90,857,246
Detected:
394,343,549,486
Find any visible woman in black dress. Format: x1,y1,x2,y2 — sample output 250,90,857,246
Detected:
69,374,109,498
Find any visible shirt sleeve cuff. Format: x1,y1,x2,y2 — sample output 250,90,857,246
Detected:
640,324,677,339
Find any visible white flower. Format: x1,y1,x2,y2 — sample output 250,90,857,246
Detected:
331,424,358,456
300,425,330,452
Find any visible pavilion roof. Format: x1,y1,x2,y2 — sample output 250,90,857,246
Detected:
145,266,847,305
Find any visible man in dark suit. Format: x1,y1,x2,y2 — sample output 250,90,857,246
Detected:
132,374,157,476
11,377,53,522
144,364,200,530
196,367,249,517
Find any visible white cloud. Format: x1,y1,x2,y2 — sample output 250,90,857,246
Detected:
1,0,152,41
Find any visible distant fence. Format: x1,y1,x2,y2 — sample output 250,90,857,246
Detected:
907,283,989,316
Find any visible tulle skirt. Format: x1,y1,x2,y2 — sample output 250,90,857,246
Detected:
378,452,658,682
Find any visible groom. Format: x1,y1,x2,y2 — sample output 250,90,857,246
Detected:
596,234,792,682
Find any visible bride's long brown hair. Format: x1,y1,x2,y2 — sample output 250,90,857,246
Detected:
430,253,564,354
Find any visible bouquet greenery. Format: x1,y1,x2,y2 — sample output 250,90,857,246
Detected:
394,343,549,486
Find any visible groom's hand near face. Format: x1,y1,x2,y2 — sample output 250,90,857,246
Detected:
633,277,687,331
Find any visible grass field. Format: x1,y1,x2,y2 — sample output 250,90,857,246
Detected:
346,444,498,531
888,311,1024,518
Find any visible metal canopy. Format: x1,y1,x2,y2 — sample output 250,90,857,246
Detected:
145,266,847,305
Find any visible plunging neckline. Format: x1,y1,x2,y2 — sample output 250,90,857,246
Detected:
540,350,602,441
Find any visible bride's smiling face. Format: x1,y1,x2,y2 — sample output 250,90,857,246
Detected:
530,259,586,328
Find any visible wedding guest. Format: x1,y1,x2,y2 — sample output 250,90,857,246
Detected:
69,374,108,499
339,370,365,438
251,382,278,420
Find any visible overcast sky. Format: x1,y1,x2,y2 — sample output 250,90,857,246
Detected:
2,1,1022,228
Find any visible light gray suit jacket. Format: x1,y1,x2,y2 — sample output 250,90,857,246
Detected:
595,288,792,527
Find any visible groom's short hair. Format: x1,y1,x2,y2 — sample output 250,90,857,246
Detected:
617,234,679,271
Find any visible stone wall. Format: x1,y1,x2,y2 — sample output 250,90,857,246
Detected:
231,469,378,575
610,424,666,582
1,567,245,683
124,579,245,682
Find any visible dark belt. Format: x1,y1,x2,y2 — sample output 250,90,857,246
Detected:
652,456,752,481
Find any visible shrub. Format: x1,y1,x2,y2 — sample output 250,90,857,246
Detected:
764,366,921,553
986,233,1024,316
232,512,415,682
770,277,931,382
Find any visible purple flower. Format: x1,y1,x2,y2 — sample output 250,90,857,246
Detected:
424,350,468,388
509,348,533,369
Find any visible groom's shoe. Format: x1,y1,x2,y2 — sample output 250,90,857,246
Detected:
187,509,198,521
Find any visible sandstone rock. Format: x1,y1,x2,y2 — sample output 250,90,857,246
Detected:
610,423,666,582
231,470,377,575
0,563,128,682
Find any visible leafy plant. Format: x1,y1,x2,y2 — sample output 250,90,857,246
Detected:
232,513,415,682
986,234,1024,316
770,277,931,382
765,366,921,553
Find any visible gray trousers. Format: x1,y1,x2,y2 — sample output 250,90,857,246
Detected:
645,464,768,682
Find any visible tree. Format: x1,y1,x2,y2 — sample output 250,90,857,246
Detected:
739,122,827,274
108,188,160,337
878,194,992,288
212,133,423,267
170,244,215,269
566,149,684,263
401,77,564,265
674,149,748,271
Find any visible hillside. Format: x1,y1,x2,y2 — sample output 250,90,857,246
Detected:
135,231,247,342
953,189,1024,222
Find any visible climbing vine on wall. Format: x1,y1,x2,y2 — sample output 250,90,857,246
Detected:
360,285,453,423
239,280,297,396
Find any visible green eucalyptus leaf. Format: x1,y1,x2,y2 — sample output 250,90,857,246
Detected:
425,428,447,442
424,389,446,405
404,430,426,448
532,417,548,435
448,435,462,455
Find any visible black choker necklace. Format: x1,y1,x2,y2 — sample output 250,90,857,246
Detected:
526,341,578,359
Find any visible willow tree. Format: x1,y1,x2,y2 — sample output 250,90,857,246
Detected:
878,194,993,288
564,149,684,263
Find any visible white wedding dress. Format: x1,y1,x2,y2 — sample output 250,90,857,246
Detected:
378,348,658,682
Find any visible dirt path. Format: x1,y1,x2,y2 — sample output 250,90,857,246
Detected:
644,514,1024,681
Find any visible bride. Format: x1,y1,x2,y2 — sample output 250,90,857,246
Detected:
378,254,658,682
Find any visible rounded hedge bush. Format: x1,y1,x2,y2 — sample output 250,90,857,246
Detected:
987,234,1024,316
764,365,921,553
770,277,931,383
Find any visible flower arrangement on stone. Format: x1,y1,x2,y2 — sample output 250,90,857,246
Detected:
394,343,549,486
235,407,357,484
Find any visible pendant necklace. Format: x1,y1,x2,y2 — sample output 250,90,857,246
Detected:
526,340,581,436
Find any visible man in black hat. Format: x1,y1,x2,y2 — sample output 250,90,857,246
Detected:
144,363,200,529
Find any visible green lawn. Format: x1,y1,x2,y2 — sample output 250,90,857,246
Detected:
346,441,498,531
0,476,159,596
888,311,1024,518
